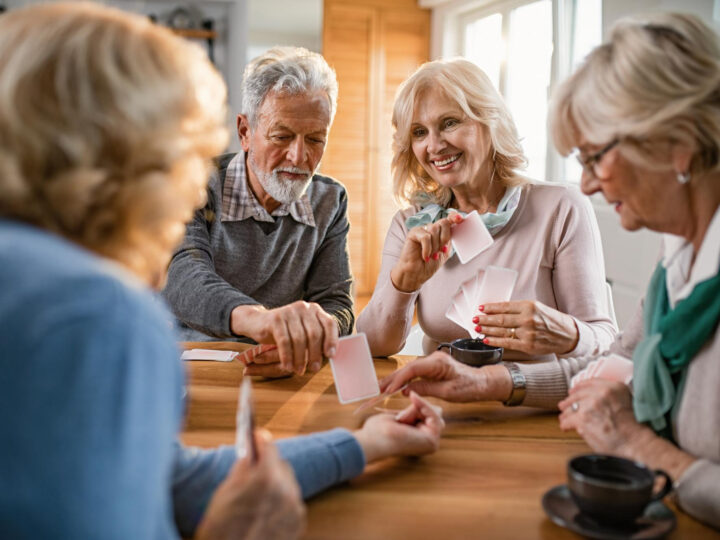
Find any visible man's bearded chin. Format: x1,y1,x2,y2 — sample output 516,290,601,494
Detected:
249,154,313,204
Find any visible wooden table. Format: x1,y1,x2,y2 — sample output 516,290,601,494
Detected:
181,342,718,540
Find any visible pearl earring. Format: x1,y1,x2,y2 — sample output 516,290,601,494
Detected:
677,171,691,184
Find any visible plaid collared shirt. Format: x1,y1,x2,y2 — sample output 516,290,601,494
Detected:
220,151,316,226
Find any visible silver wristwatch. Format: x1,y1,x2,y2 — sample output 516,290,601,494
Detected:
502,362,527,406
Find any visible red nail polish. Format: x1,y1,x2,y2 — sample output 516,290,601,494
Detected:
475,325,482,332
441,245,448,253
424,256,430,262
483,338,489,344
472,316,479,324
432,252,440,260
478,305,485,312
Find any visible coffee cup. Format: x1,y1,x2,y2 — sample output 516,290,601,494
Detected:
567,454,673,525
436,338,503,367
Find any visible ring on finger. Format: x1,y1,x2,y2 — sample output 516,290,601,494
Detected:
510,327,517,339
571,402,579,412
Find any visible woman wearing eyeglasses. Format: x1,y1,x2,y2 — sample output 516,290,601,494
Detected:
357,58,617,361
381,12,720,529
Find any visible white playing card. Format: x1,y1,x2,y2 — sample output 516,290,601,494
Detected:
329,333,380,404
452,288,471,324
451,211,494,264
445,302,466,330
181,349,238,362
475,266,518,308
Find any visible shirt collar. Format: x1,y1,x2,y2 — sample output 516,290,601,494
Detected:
662,205,720,307
220,151,315,227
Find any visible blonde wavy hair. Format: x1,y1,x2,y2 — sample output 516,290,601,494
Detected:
550,12,720,176
0,2,228,287
392,58,528,207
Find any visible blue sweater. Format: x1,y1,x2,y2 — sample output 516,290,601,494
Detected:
0,220,365,539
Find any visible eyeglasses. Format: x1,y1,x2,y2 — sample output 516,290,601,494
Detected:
574,139,619,178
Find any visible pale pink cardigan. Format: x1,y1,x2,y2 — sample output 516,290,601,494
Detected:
356,183,617,361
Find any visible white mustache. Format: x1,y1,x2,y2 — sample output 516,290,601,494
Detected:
275,167,311,177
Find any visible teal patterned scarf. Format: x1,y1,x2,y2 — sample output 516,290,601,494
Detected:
404,186,521,236
633,262,720,439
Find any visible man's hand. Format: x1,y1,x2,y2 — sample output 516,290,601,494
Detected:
196,430,305,540
231,301,338,375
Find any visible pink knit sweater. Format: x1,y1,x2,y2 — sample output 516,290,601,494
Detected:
357,183,617,361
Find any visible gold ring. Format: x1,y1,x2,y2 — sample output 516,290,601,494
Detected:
510,327,517,339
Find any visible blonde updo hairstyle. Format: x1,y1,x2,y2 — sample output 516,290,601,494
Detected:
392,58,528,207
0,2,228,287
550,12,720,177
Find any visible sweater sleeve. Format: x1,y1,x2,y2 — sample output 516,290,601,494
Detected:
356,210,420,356
162,177,260,339
551,190,618,358
674,459,720,529
0,280,184,540
518,300,645,409
171,429,365,538
303,187,355,336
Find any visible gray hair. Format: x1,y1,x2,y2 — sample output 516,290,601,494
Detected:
241,46,338,126
550,12,720,176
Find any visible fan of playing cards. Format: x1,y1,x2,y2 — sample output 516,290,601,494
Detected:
445,265,519,339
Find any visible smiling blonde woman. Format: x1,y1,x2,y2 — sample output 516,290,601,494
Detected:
357,58,617,362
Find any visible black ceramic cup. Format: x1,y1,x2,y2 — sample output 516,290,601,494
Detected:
567,454,673,525
436,338,503,367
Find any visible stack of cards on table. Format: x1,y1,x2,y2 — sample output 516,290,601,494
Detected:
445,266,518,339
570,354,634,388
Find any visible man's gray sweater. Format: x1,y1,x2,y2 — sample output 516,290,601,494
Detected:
163,153,354,341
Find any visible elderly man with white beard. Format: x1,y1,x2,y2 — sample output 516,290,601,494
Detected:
163,47,353,377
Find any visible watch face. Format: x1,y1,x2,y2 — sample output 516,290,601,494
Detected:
169,7,192,29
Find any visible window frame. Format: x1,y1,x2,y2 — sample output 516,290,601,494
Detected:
453,0,588,182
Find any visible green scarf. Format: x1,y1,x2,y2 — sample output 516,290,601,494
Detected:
633,262,720,439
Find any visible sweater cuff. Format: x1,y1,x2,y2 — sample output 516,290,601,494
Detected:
516,361,568,409
276,428,366,500
559,318,596,359
674,458,720,529
222,299,262,338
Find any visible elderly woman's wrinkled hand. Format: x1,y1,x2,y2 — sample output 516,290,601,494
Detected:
379,351,488,402
196,429,306,540
475,300,580,356
354,392,445,462
558,379,641,455
390,214,463,293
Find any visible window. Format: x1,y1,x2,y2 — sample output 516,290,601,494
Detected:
459,0,601,182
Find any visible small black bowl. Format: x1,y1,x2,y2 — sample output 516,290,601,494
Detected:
436,338,503,367
568,454,673,525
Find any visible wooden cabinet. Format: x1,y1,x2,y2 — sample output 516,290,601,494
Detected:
322,0,430,296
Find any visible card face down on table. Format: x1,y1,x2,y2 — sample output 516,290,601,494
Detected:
329,333,380,404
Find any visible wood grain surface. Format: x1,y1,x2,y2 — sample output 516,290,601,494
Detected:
181,342,718,539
